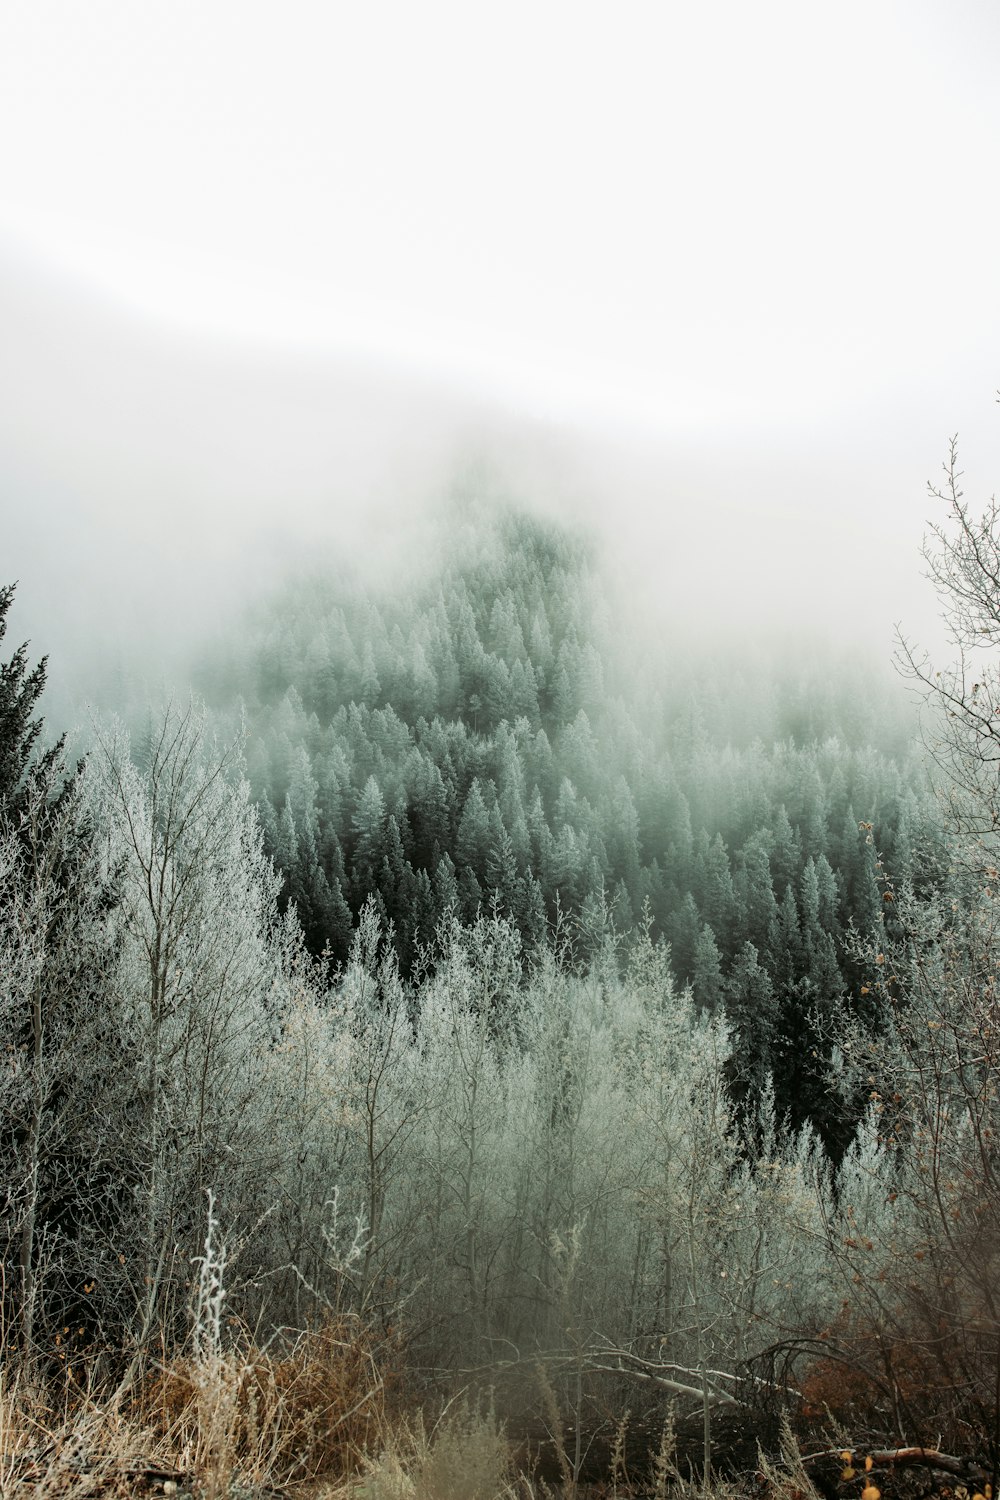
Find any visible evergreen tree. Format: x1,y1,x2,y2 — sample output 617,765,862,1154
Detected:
769,804,801,896
606,775,642,891
457,779,491,880
352,775,387,898
666,891,701,985
0,586,120,1351
695,832,737,951
359,640,381,707
434,850,460,917
485,811,518,917
692,922,723,1013
408,758,450,870
769,883,804,974
724,941,777,1116
736,834,778,950
0,584,62,817
609,877,634,935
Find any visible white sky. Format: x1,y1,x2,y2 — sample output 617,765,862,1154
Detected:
2,0,999,435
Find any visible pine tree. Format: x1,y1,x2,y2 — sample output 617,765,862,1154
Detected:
724,941,777,1116
0,586,119,1351
509,658,540,722
694,832,737,953
397,863,437,967
359,640,381,707
666,891,701,985
275,799,299,889
769,882,804,974
736,834,778,950
324,868,354,961
606,775,642,891
457,779,491,880
769,804,801,897
485,810,518,917
408,758,450,870
0,584,62,817
814,852,842,936
609,877,634,935
526,787,554,888
434,851,460,918
352,775,387,898
692,922,723,1013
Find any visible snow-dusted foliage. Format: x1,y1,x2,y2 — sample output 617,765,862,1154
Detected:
84,704,301,1347
0,759,120,1350
260,896,844,1373
3,688,984,1466
0,690,915,1400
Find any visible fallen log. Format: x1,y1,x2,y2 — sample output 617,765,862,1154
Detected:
802,1446,992,1485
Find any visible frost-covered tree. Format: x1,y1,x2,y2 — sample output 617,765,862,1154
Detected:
897,433,1000,841
0,583,56,816
90,703,295,1362
0,587,125,1355
816,428,1000,1451
0,755,120,1354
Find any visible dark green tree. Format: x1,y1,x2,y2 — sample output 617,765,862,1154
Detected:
692,922,723,1013
0,584,61,816
457,779,491,880
0,585,125,1354
351,775,387,899
724,941,777,1118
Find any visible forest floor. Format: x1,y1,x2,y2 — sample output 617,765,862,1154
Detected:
2,1385,991,1500
1,1330,993,1500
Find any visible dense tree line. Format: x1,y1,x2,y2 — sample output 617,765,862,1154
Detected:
195,508,941,1145
0,584,884,1410
3,426,1000,1466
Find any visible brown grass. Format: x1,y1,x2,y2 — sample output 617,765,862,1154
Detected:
351,1399,519,1500
141,1316,386,1491
0,1361,153,1497
5,1328,945,1500
0,1317,386,1496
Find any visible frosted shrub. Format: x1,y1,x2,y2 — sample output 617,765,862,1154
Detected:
400,914,530,1355
608,928,739,1358
261,968,362,1321
186,1194,238,1498
359,1400,515,1500
830,879,1000,1443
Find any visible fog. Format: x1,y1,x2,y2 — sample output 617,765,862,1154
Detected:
4,243,994,734
4,0,1000,722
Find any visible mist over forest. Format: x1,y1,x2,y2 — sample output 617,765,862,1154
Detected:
4,260,1000,1496
5,0,1000,1486
3,246,979,727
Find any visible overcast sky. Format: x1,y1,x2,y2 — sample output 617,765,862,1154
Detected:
2,0,1000,708
3,0,1000,432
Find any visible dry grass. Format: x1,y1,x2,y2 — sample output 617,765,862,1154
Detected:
348,1399,519,1500
0,1340,877,1500
0,1360,155,1497
0,1317,386,1497
141,1316,385,1492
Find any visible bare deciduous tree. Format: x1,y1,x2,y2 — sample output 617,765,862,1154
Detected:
91,703,291,1367
896,424,1000,841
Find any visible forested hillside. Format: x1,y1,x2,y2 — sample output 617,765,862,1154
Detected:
6,479,999,1495
197,506,938,1144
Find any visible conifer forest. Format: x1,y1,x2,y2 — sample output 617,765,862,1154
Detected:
4,436,1000,1498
